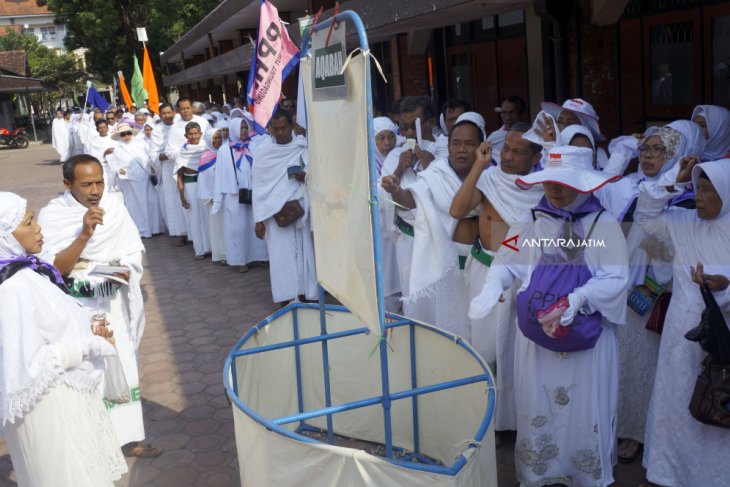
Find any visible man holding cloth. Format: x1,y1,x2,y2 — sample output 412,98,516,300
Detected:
38,154,161,458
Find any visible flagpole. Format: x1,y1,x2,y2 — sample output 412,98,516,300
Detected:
82,81,91,112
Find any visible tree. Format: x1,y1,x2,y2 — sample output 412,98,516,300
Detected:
0,30,87,101
43,0,220,97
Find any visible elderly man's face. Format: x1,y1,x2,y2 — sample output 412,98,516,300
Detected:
64,162,105,208
178,100,193,121
269,116,293,145
448,123,480,176
97,122,109,137
105,112,116,125
160,106,175,125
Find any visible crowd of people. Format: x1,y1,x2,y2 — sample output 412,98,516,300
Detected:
8,90,729,486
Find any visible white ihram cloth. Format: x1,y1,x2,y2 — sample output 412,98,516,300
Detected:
84,134,119,189
470,210,628,487
213,120,267,266
175,140,211,256
486,125,508,165
108,139,162,238
380,143,438,314
38,190,147,447
470,165,544,430
52,118,70,162
637,160,730,487
150,121,187,236
401,158,471,339
251,135,316,302
199,129,226,262
0,193,126,487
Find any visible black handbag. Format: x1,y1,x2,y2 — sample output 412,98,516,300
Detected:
149,173,159,186
685,283,730,428
230,147,252,205
238,188,252,205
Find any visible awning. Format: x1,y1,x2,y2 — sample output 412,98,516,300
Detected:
0,74,56,93
161,0,531,88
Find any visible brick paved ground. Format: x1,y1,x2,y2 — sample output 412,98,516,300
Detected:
0,145,647,486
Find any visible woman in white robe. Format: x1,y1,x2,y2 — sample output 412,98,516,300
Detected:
107,123,161,238
637,158,730,487
470,146,628,487
198,127,226,262
373,117,402,311
0,192,126,487
212,117,268,271
603,122,705,462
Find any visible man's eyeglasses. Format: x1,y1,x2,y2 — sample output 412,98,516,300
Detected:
638,144,666,156
119,131,133,137
106,117,115,121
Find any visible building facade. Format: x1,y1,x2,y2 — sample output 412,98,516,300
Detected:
0,0,66,50
161,0,730,142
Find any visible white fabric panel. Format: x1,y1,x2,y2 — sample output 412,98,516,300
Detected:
301,56,381,334
231,308,497,486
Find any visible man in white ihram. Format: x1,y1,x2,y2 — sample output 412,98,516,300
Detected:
38,154,161,458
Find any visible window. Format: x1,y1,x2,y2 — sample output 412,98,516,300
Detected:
649,21,694,106
40,27,56,41
643,9,702,117
21,27,34,36
711,15,730,106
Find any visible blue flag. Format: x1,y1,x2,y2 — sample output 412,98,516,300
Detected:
87,84,109,112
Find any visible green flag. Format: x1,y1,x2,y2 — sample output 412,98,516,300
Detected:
130,54,148,107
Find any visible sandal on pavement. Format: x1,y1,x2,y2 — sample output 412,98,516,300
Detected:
238,265,249,273
194,254,206,261
617,438,642,463
123,442,162,458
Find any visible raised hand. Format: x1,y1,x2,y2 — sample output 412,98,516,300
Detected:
81,207,104,238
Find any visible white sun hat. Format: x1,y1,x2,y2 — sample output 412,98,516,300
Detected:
541,98,605,142
516,145,620,193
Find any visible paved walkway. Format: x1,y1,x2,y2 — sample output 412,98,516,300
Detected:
0,145,646,486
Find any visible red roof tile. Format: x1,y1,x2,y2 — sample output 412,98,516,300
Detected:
0,1,51,17
0,50,28,76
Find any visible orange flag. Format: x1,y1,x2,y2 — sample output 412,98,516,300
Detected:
117,71,133,108
142,47,159,113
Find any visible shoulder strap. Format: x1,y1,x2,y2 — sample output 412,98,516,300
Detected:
229,146,239,185
585,210,604,241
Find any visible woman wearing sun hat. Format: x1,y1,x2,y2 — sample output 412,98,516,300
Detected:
469,145,628,486
106,123,161,238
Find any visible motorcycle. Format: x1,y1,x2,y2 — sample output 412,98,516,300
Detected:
0,127,30,149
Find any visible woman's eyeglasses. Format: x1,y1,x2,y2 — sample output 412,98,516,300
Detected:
119,131,133,137
638,144,666,156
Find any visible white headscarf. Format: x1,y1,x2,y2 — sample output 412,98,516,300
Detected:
0,192,27,258
204,127,222,152
560,124,595,151
693,159,730,219
373,116,396,172
692,105,730,161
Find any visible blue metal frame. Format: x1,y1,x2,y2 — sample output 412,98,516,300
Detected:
223,9,496,479
224,303,496,476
